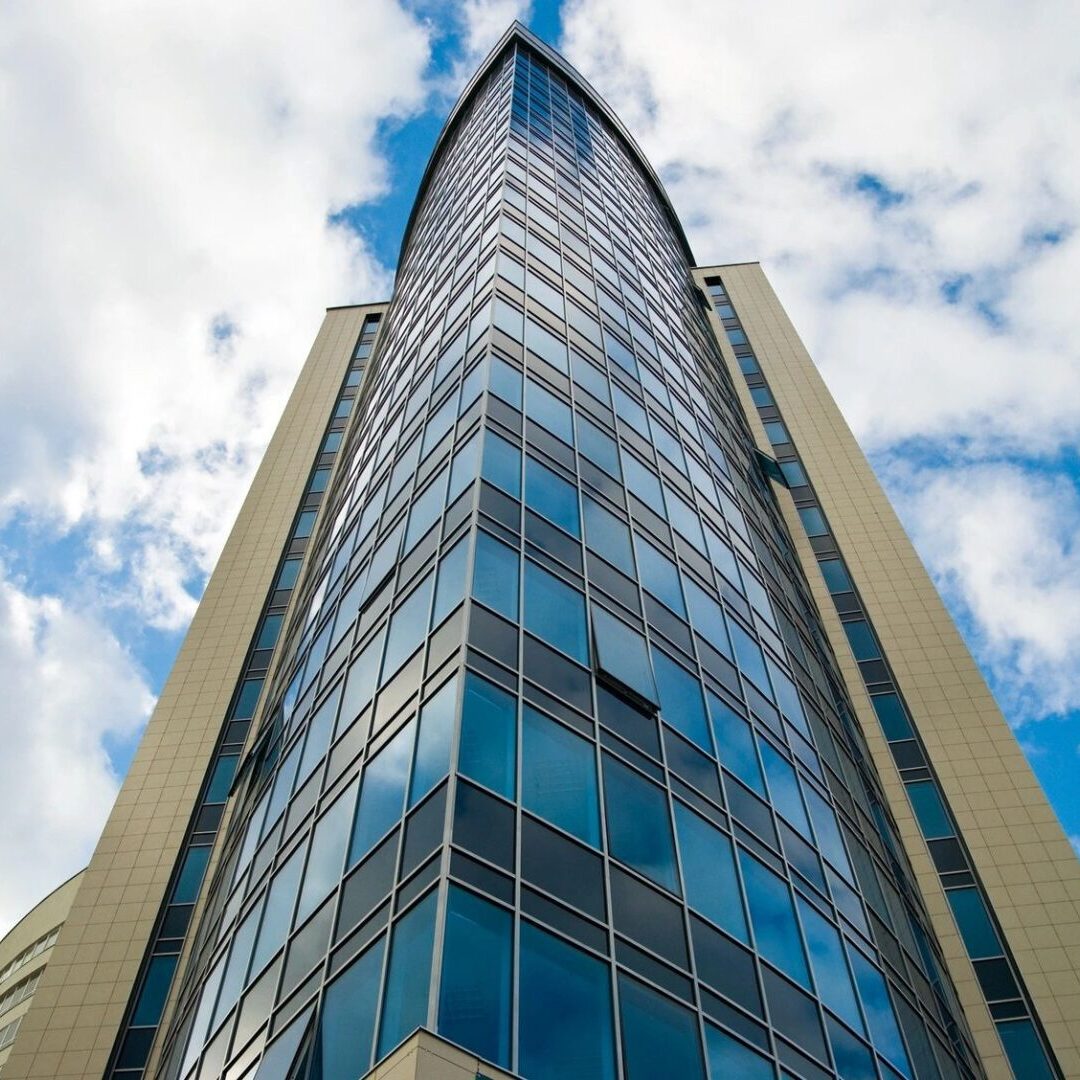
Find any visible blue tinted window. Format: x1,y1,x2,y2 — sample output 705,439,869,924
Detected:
297,780,357,921
433,536,468,625
349,722,414,864
523,706,600,846
826,1017,876,1080
739,851,811,988
173,846,211,904
131,954,178,1026
494,297,523,341
421,393,456,457
473,532,519,621
797,897,864,1031
779,459,807,487
762,420,788,444
526,457,580,536
527,379,574,444
842,620,880,661
870,693,912,741
818,558,852,593
804,787,854,879
798,506,828,537
490,356,522,407
907,780,953,839
338,628,385,735
674,804,747,941
382,572,435,678
322,429,344,452
439,887,513,1067
518,922,615,1080
308,467,331,493
409,676,457,807
849,949,911,1074
205,754,238,803
524,561,589,664
997,1019,1055,1080
593,608,657,705
604,332,638,376
571,353,612,405
665,488,705,550
293,510,317,539
459,673,516,799
482,430,521,498
582,497,633,573
404,469,448,551
705,1024,773,1080
759,741,811,838
765,659,809,735
377,890,437,1056
624,456,666,517
635,538,685,615
255,614,283,650
618,975,705,1080
449,432,479,500
709,695,766,796
730,622,769,690
651,648,711,752
250,848,303,976
946,888,1002,959
319,938,384,1080
213,904,259,1024
233,678,264,720
612,385,647,430
276,558,302,590
604,756,678,892
526,319,569,373
684,579,731,657
577,415,620,477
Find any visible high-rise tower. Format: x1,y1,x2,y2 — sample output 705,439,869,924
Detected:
6,23,1078,1080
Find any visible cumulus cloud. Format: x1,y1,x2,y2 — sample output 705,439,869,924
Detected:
0,566,155,934
561,0,1080,731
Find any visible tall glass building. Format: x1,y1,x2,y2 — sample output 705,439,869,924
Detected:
6,23,1078,1080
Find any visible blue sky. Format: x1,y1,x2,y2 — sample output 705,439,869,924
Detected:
1,0,1078,932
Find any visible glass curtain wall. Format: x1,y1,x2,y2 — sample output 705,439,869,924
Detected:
156,33,982,1080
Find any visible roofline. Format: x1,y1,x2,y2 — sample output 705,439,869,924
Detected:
0,867,85,948
396,22,695,270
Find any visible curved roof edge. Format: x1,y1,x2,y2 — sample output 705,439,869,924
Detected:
396,22,695,271
0,868,85,950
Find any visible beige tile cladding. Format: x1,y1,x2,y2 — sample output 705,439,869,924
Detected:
364,1030,516,1080
695,263,1080,1078
4,305,385,1080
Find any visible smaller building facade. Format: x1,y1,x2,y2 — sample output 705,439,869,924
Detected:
0,873,85,1075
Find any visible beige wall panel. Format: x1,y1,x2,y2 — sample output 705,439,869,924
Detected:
696,263,1080,1077
5,306,381,1080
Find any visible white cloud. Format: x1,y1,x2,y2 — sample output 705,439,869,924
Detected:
0,566,155,935
561,0,1080,727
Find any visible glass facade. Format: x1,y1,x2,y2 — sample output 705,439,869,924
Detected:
152,30,990,1080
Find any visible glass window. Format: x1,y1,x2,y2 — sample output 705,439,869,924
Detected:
907,780,953,839
624,456,666,517
826,1017,876,1080
797,897,863,1031
131,954,179,1026
173,846,211,905
522,706,600,846
297,780,357,922
349,721,414,864
404,468,448,551
804,787,853,879
377,891,438,1057
618,975,705,1080
651,648,711,751
759,741,811,838
577,415,620,477
582,497,633,573
482,429,521,498
322,429,344,452
494,297,524,341
433,536,468,625
739,850,811,989
571,353,612,406
524,561,589,664
255,614,283,651
319,938,384,1080
842,620,880,661
276,558,302,590
338,628,385,735
946,888,1002,959
997,1019,1056,1080
213,904,260,1025
779,459,807,487
526,457,580,536
409,676,457,807
635,537,685,615
250,848,303,975
527,379,574,444
592,608,657,704
526,318,569,373
798,506,829,537
705,1024,773,1080
382,572,435,678
459,673,516,799
762,420,788,445
308,466,331,493
233,678,264,720
518,922,615,1080
709,695,766,796
674,803,747,941
766,659,809,735
438,887,513,1067
684,579,731,657
849,949,911,1074
490,356,523,407
205,754,238,803
473,532,519,621
818,558,852,594
870,693,913,741
730,621,769,690
603,755,678,892
293,510,318,539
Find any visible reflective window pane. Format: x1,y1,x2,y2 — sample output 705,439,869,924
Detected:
524,561,589,664
618,974,705,1080
377,891,438,1057
603,755,678,892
